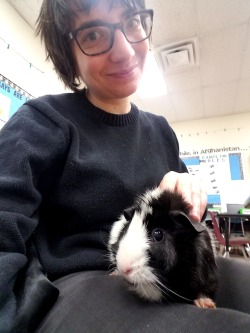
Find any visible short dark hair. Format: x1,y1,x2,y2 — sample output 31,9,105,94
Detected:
36,0,146,92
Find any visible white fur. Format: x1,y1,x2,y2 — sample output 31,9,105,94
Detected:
108,215,128,246
116,211,150,274
108,215,128,262
109,198,163,301
128,272,163,302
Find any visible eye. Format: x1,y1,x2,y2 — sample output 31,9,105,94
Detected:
125,15,141,30
81,28,103,42
151,229,164,242
77,26,109,48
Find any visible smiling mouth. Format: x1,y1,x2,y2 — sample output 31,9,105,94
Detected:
108,65,138,77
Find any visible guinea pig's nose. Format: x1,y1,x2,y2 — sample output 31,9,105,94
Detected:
121,267,133,275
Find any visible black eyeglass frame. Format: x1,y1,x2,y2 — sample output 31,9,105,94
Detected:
68,9,154,56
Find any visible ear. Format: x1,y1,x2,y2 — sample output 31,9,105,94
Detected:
123,207,136,221
170,210,205,233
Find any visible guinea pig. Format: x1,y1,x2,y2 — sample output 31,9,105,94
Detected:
108,188,218,308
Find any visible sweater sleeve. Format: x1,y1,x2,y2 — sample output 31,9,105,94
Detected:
0,103,67,332
170,126,188,173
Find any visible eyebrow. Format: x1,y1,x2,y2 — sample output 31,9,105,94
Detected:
75,20,110,31
74,8,138,31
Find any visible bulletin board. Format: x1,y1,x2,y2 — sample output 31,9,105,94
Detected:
182,151,244,206
0,74,33,128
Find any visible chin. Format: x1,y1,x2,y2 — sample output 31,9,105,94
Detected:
114,83,139,99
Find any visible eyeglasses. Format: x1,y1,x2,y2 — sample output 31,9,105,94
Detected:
68,9,153,56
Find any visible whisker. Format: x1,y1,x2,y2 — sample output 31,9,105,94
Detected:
153,270,194,303
157,279,194,303
150,277,176,302
99,251,117,274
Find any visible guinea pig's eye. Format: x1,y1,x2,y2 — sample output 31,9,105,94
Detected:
151,228,164,242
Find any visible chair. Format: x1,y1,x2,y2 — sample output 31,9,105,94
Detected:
226,204,246,235
208,211,250,260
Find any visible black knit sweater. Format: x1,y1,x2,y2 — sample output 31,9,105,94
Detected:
0,92,187,329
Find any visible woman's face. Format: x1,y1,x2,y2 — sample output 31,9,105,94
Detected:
70,0,149,104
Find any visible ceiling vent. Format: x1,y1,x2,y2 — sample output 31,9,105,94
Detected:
154,37,199,73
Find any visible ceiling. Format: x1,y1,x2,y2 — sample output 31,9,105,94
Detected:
7,0,250,123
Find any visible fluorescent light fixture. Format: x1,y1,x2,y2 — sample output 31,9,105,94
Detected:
137,51,167,99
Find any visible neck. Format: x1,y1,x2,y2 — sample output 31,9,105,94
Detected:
85,90,131,115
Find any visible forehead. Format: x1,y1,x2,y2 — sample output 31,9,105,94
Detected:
72,0,139,11
70,0,139,29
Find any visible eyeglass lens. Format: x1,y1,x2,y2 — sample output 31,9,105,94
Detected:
75,11,152,56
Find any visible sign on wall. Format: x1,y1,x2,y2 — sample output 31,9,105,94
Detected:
0,74,33,128
181,151,244,206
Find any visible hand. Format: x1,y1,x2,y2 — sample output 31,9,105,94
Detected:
159,171,207,222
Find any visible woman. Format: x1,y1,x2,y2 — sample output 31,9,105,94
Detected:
0,0,250,332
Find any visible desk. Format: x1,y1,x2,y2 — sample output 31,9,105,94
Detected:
217,214,250,257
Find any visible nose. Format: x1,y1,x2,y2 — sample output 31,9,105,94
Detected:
109,29,135,61
121,267,133,275
117,262,134,277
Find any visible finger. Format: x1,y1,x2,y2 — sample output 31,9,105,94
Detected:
159,171,179,192
160,172,194,209
189,177,207,222
174,173,193,207
174,174,206,222
159,172,207,222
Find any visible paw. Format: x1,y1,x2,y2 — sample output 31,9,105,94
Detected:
109,270,119,276
194,297,216,309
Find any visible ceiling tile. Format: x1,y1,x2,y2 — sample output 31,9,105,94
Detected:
146,0,196,47
234,78,250,113
200,24,247,86
7,0,42,28
196,0,250,35
240,28,250,79
164,68,201,94
203,81,238,117
171,88,204,121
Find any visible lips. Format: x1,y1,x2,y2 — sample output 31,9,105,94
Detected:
108,64,138,78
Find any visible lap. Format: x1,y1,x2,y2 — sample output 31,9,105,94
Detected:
37,258,250,333
215,256,250,313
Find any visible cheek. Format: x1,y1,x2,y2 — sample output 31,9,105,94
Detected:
137,40,149,69
77,55,103,85
150,238,177,271
70,42,94,80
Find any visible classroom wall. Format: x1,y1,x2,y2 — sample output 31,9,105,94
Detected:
0,0,65,97
171,113,250,208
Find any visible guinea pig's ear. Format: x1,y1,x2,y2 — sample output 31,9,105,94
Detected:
123,207,136,221
170,210,205,233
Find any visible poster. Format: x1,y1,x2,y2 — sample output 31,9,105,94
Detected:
182,151,244,206
0,93,11,122
0,75,33,126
